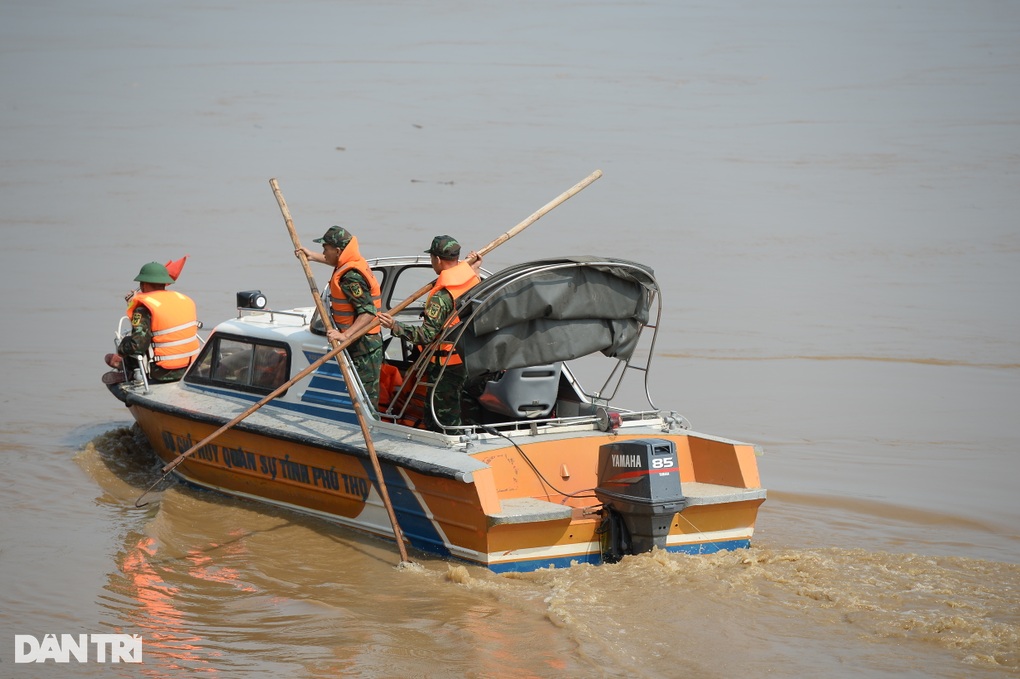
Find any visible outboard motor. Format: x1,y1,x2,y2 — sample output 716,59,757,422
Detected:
595,438,687,562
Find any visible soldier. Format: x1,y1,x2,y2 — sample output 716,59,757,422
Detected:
378,235,482,431
107,262,200,383
299,226,384,408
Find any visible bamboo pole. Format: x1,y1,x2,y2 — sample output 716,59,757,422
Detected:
271,178,411,565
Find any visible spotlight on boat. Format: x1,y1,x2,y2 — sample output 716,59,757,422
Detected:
237,290,267,310
595,438,687,563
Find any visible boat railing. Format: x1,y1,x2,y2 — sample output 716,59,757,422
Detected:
236,307,312,324
445,406,681,444
369,254,434,267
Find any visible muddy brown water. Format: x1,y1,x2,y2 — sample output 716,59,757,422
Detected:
2,1,1018,676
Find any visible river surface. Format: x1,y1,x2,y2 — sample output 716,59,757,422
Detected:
2,0,1019,676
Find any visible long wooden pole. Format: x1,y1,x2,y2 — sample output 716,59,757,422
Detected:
271,179,411,565
473,169,602,259
161,342,361,472
144,169,602,493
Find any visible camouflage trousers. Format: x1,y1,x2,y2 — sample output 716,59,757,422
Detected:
427,362,467,431
348,336,383,409
119,354,186,383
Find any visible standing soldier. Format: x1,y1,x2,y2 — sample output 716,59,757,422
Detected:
378,235,482,431
299,226,384,408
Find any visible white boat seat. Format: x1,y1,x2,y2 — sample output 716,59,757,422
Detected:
477,363,561,419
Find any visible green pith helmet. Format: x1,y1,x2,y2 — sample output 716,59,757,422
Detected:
133,262,175,284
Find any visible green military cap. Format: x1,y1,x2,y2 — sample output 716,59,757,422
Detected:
133,262,175,284
314,225,353,249
425,235,461,260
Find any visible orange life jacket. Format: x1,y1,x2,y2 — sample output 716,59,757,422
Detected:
425,261,479,366
126,290,200,370
390,378,429,428
328,237,382,334
378,363,404,410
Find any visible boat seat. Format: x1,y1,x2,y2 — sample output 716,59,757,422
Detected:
477,363,561,419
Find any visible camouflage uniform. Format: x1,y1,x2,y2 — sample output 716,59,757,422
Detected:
388,288,466,431
315,225,384,409
118,305,187,383
333,268,383,408
389,234,479,431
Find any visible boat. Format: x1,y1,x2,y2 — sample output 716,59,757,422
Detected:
106,254,766,573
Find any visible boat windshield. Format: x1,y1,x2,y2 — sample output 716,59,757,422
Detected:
185,334,292,395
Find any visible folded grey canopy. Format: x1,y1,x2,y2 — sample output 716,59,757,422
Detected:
453,257,657,378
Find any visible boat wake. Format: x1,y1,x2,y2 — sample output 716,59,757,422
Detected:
499,548,1020,676
74,425,172,501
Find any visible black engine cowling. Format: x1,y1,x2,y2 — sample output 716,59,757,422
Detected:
595,438,686,562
